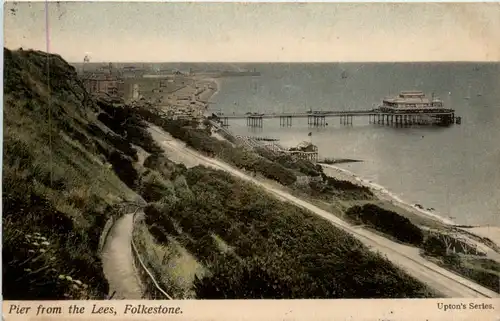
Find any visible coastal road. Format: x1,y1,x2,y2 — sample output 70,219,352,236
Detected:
149,125,499,298
101,212,144,299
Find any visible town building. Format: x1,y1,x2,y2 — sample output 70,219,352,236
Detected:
81,73,125,98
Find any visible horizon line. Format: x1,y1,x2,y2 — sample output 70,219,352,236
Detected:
68,60,500,64
7,48,499,65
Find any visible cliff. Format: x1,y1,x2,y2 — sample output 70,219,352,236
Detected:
2,48,142,299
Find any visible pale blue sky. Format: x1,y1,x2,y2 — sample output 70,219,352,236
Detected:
4,2,500,62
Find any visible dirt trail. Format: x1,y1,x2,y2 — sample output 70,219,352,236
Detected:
101,213,143,299
149,125,499,298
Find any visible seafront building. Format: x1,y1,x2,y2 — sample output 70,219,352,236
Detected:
378,91,447,113
80,73,125,99
373,91,460,125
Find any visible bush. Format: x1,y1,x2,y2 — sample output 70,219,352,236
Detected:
96,101,163,154
107,151,138,189
422,235,448,256
138,170,175,202
194,255,300,299
140,115,298,186
144,165,434,299
345,204,424,246
432,254,500,293
2,187,110,300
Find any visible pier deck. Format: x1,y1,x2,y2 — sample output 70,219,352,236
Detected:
211,108,461,127
222,109,457,119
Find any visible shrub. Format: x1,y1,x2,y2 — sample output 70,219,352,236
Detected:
422,235,448,256
345,204,424,246
107,151,138,189
138,170,175,202
144,166,434,299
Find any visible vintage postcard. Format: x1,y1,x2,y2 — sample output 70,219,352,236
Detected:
2,1,499,320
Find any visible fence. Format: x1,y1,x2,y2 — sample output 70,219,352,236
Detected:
98,202,172,300
131,211,173,300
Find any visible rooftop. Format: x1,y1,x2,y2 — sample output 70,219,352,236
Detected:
383,91,442,105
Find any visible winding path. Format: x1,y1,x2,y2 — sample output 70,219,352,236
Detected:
101,213,143,299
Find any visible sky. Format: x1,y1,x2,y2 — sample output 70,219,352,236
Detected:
4,1,500,62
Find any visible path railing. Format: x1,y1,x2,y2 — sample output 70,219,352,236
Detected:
100,201,173,300
131,210,173,300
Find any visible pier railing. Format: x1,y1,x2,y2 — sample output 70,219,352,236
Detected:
211,108,461,128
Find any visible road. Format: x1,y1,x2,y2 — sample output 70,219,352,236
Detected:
149,125,498,298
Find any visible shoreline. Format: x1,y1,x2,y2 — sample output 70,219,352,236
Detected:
194,76,221,102
320,163,457,226
191,76,498,244
197,78,454,226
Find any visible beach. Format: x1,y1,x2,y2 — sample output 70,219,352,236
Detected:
320,163,456,225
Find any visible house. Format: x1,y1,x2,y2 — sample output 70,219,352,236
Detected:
81,74,125,98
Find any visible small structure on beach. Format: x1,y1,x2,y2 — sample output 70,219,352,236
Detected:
290,141,318,153
286,141,319,162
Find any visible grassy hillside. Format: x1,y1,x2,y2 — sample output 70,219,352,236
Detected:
2,48,148,299
136,157,437,298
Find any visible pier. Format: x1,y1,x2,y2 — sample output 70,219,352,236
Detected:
246,115,263,128
213,109,461,128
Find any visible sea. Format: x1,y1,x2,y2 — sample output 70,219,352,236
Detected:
192,62,499,227
114,62,500,227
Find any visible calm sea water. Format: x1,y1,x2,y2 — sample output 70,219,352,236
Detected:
197,63,499,227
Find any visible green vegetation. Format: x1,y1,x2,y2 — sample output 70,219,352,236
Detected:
138,158,435,298
10,48,493,300
2,48,150,299
135,109,299,186
345,204,424,246
135,108,373,201
422,235,500,293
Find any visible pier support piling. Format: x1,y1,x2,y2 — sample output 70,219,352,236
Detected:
247,116,263,128
280,116,293,127
309,115,326,127
340,114,353,125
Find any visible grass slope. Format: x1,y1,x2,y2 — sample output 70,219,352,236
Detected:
2,48,145,299
138,152,436,298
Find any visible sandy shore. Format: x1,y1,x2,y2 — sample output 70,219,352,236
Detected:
319,163,500,251
321,163,456,225
465,226,500,246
